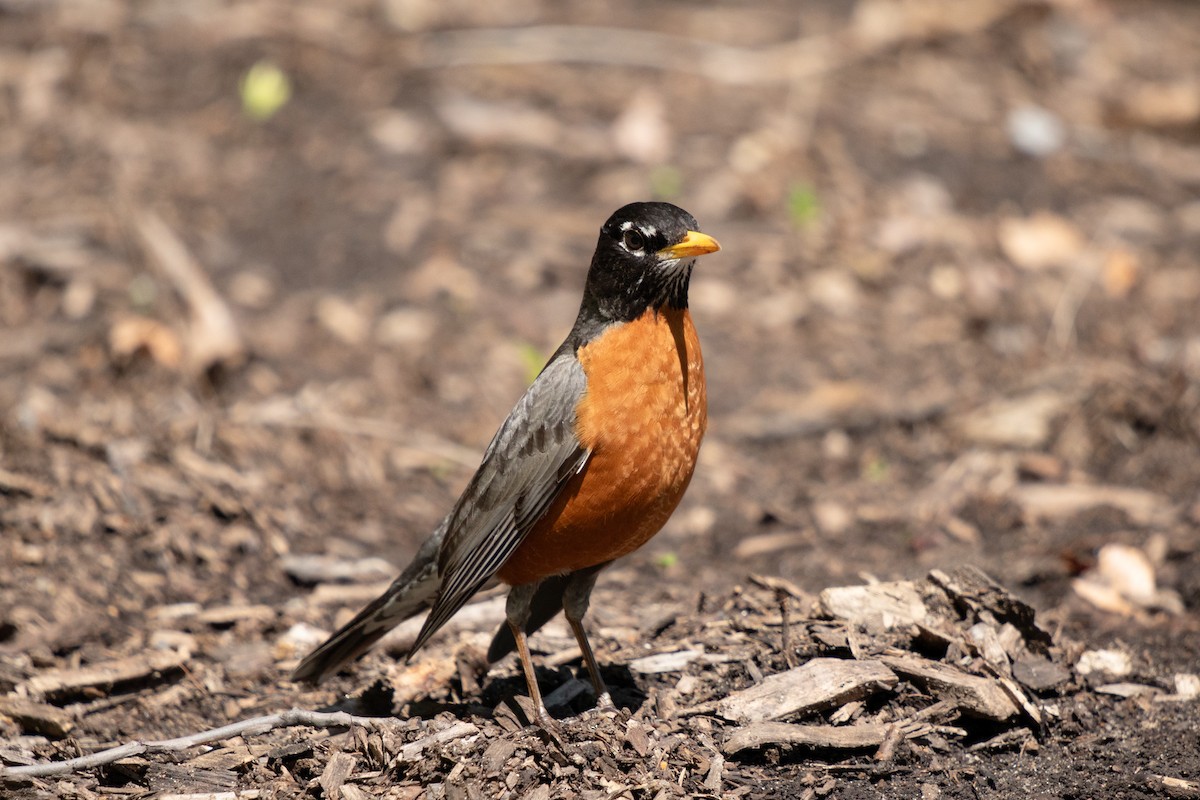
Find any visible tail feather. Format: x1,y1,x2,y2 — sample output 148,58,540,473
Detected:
292,533,442,684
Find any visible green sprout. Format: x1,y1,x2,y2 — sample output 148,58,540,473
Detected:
240,60,292,122
654,552,679,569
863,456,890,482
787,182,821,228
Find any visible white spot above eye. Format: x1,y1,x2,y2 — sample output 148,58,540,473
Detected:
616,222,660,255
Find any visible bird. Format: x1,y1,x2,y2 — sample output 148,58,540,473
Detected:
292,201,720,727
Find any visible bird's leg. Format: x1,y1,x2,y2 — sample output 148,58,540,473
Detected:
506,583,556,728
563,567,614,710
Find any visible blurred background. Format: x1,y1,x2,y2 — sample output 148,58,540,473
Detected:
1,0,1199,791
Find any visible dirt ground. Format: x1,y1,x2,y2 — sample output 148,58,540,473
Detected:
2,1,1199,798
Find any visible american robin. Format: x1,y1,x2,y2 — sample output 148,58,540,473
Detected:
292,202,720,726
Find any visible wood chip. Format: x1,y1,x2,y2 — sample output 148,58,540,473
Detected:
397,721,479,762
702,752,725,792
133,209,246,374
966,622,1009,667
307,581,395,607
723,721,893,754
732,532,809,560
996,213,1085,271
880,655,1019,720
957,391,1070,447
281,554,396,585
1147,774,1200,799
22,650,188,701
996,674,1042,725
873,722,906,762
0,696,75,737
819,581,928,629
628,650,703,675
827,700,861,725
624,719,652,757
718,658,898,724
1095,682,1161,699
482,737,518,772
1011,483,1175,527
0,467,52,497
520,786,552,800
318,751,357,798
927,566,1052,650
144,762,237,793
267,741,313,762
1110,81,1200,128
109,316,184,369
188,745,271,771
1012,656,1071,692
967,727,1036,753
193,604,276,628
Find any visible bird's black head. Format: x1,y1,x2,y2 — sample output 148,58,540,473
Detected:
579,202,720,326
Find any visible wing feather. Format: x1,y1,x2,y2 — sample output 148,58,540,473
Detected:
407,353,590,657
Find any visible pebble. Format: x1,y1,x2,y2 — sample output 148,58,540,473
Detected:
1007,105,1066,157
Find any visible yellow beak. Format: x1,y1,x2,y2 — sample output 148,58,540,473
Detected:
658,230,721,260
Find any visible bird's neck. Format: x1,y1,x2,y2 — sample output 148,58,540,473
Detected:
564,273,691,355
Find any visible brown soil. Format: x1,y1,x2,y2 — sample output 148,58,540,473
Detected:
2,1,1199,798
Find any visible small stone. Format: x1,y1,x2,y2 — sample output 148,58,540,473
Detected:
1006,105,1066,157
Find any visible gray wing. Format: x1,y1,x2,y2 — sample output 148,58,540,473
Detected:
406,353,590,657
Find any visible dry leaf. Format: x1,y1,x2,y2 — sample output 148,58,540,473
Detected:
997,213,1085,271
109,316,184,369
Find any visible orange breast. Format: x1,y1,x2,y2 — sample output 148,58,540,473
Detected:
495,307,707,586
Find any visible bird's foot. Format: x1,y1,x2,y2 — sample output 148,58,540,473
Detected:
594,691,617,713
533,704,559,729
530,704,568,750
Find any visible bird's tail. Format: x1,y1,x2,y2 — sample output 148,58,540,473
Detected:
291,533,442,684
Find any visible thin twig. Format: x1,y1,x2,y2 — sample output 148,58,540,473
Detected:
408,2,1035,85
133,209,246,375
410,25,840,85
0,708,405,779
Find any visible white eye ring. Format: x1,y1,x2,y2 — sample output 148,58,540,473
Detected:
622,228,646,251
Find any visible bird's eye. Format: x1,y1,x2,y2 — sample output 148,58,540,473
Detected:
622,229,646,252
